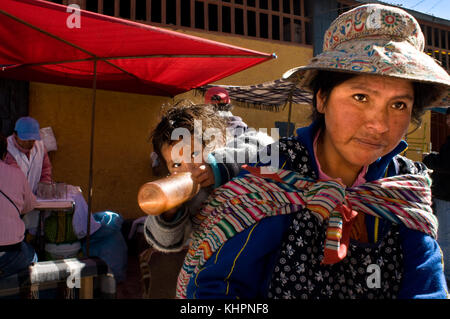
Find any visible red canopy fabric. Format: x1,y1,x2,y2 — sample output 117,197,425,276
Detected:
0,0,274,96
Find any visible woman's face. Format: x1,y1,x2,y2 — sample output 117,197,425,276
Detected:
317,74,414,174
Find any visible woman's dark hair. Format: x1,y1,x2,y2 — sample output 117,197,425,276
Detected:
310,71,442,129
0,133,7,159
310,71,355,127
150,100,228,159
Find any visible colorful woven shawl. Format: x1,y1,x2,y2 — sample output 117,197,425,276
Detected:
175,165,438,299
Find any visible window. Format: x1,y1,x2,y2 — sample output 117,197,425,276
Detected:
222,6,231,33
208,4,218,32
434,27,440,47
195,1,205,29
421,23,450,72
283,0,290,14
101,0,113,16
260,0,268,10
260,13,269,38
441,30,447,50
120,0,131,19
283,17,291,41
181,1,191,27
426,26,433,46
136,1,147,21
166,0,176,25
235,8,244,35
294,19,303,44
70,0,313,45
248,10,257,37
86,0,98,12
272,0,280,12
272,15,280,40
448,31,450,51
293,1,301,16
151,0,162,23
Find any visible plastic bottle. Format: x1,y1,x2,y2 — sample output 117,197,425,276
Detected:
137,172,200,216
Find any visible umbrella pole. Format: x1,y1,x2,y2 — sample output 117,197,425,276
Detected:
287,100,292,137
286,83,296,137
86,59,98,257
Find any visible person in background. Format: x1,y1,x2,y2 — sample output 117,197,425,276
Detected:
423,107,450,286
0,133,38,278
5,116,52,194
204,86,248,134
4,116,52,235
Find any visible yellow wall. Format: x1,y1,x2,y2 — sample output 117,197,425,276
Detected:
29,30,313,220
402,111,432,162
29,83,172,219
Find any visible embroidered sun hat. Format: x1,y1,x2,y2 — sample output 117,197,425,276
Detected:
14,116,41,141
283,3,450,107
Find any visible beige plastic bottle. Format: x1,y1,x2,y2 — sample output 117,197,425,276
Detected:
137,172,200,216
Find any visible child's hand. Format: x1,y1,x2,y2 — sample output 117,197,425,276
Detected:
160,164,214,221
190,164,215,188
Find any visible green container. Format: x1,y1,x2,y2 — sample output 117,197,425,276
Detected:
44,211,78,244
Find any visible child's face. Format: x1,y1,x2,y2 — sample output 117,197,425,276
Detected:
160,137,205,176
316,74,413,173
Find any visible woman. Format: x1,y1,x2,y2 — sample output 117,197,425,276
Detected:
176,3,449,299
0,133,38,278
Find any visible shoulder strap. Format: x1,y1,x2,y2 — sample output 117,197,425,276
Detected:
0,189,21,216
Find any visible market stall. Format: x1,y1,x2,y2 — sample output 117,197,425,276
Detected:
0,0,274,256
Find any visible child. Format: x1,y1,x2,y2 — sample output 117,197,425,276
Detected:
144,100,274,252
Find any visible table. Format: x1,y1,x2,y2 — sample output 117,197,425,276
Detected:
35,199,74,210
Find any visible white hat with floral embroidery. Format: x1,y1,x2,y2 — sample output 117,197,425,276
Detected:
283,3,450,107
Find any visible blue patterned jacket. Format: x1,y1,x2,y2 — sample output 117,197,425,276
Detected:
186,121,448,299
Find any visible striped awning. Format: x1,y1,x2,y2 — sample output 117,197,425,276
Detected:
197,78,313,112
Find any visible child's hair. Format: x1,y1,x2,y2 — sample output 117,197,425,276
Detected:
309,70,442,129
151,100,228,160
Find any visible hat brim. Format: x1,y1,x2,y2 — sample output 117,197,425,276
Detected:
17,132,41,141
283,39,450,107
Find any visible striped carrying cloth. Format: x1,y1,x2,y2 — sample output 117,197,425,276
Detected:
175,165,438,298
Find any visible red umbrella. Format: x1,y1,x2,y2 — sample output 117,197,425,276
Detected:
0,0,274,254
0,0,273,95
